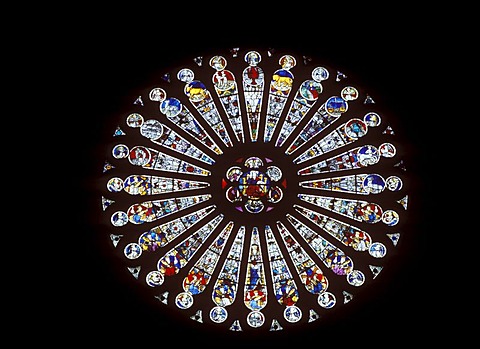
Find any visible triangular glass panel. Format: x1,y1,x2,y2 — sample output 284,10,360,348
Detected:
336,70,347,81
109,233,122,247
102,160,114,173
269,319,283,331
364,94,375,104
229,47,239,57
127,266,140,279
369,265,383,279
394,160,407,171
398,195,408,210
193,56,203,66
190,310,203,323
154,291,169,305
229,320,242,331
161,73,171,83
133,95,143,106
387,232,401,246
302,55,312,65
221,178,228,189
383,125,395,135
308,309,320,322
343,291,353,304
102,196,115,211
113,126,126,137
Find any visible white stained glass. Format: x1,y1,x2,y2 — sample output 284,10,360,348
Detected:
274,72,327,148
157,214,224,276
243,227,268,312
126,145,211,176
178,68,233,148
294,204,373,252
285,214,355,279
242,50,264,142
212,226,246,308
210,55,245,143
138,205,216,251
264,55,296,143
297,144,381,176
159,96,223,155
276,221,329,295
124,194,211,225
265,225,300,312
297,193,384,224
182,221,235,295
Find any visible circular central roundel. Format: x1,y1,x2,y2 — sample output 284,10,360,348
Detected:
223,156,285,213
99,47,411,334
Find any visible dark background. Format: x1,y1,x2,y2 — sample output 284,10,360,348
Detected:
63,22,437,345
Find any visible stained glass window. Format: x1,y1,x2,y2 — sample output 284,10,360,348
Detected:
96,46,413,335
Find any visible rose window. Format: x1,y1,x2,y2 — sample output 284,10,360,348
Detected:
97,47,412,334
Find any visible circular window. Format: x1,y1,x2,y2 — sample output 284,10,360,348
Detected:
98,47,412,334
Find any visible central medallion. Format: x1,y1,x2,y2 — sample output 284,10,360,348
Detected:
222,156,285,213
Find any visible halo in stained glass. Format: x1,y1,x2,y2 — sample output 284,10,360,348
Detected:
98,47,411,334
